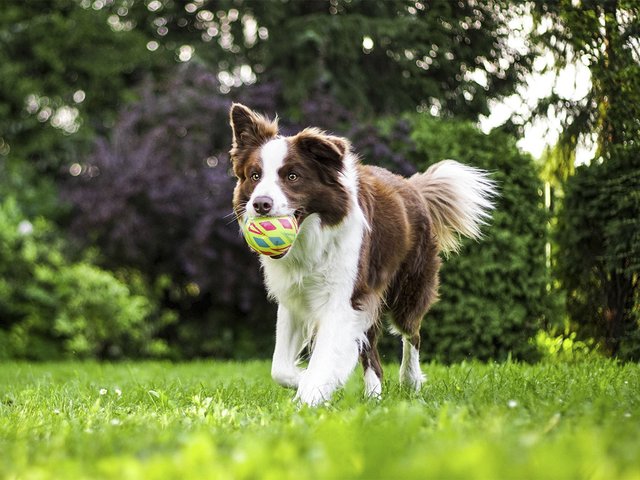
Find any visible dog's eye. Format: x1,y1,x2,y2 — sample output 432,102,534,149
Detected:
287,172,298,182
250,172,261,182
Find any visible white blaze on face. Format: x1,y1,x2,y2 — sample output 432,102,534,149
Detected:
247,137,290,217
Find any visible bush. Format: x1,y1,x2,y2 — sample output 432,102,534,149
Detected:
555,147,640,360
403,116,556,362
0,197,173,359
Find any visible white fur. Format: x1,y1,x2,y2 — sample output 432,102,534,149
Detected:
260,151,371,406
399,337,425,391
364,368,382,399
413,159,497,253
427,160,496,232
270,304,304,389
247,138,292,217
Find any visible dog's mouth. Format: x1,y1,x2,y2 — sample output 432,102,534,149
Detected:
294,208,306,226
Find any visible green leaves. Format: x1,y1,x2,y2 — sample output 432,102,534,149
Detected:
0,197,173,359
407,116,555,362
556,147,640,358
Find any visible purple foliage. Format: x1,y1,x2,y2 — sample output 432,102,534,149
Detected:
64,64,263,312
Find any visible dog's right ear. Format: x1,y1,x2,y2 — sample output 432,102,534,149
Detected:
229,103,278,152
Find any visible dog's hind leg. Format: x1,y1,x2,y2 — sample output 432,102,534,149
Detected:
388,246,440,392
389,289,435,392
399,331,425,391
360,324,383,398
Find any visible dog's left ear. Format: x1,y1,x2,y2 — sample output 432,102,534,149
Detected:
294,128,350,172
229,103,278,151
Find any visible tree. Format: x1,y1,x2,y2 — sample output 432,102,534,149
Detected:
530,1,640,357
109,0,531,119
529,0,639,169
61,64,267,358
0,0,162,217
556,154,639,358
0,1,566,359
0,197,172,360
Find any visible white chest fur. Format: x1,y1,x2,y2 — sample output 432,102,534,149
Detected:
262,208,371,406
259,152,374,405
261,210,365,327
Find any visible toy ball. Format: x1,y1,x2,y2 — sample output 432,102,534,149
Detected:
241,215,299,258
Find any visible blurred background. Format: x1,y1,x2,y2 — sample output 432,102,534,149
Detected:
0,0,637,362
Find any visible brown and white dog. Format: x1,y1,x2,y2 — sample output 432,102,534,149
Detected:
229,103,497,406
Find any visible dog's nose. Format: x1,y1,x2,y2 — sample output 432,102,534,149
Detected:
253,196,273,215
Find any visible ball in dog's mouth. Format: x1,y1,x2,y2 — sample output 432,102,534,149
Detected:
241,215,299,258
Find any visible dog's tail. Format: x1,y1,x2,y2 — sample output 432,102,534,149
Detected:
409,160,498,254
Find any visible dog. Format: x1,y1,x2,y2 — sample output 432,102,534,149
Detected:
229,103,497,406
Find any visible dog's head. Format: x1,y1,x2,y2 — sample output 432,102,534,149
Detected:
229,103,352,227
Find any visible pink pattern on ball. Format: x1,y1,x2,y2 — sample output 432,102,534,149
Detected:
278,218,292,229
260,221,276,231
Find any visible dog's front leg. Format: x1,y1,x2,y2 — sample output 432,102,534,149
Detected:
271,304,305,389
295,306,362,406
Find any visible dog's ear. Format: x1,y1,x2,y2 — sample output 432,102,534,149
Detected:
294,128,350,173
229,103,278,152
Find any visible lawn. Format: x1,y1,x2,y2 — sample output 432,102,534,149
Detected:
1,360,639,479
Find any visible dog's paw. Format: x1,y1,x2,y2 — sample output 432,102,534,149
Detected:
399,366,425,392
363,368,382,399
294,373,335,407
271,366,303,389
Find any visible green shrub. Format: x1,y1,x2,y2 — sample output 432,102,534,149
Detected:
555,147,640,359
403,116,557,362
0,197,174,359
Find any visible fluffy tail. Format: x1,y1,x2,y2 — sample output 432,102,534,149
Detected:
409,160,498,253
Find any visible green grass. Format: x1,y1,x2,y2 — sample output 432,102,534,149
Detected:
1,360,639,479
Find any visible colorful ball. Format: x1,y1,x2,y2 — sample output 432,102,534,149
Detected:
241,215,299,258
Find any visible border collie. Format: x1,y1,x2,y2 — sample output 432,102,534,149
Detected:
230,103,497,406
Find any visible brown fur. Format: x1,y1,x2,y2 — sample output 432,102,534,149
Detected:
353,166,441,377
230,104,279,218
283,129,351,226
